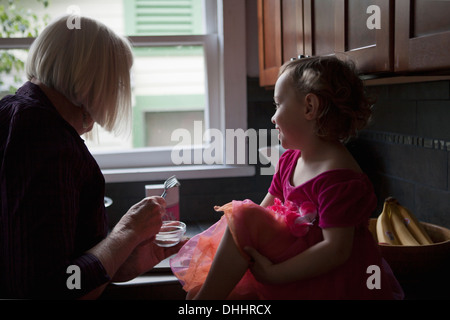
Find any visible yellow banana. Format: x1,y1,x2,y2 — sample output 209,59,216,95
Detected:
376,200,400,245
396,201,433,245
388,199,420,246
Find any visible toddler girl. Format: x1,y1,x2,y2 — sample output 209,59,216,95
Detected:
170,56,404,300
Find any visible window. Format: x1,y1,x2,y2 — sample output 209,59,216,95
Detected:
0,0,252,182
90,0,211,151
0,0,50,92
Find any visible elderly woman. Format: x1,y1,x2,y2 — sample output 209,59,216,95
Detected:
0,15,182,299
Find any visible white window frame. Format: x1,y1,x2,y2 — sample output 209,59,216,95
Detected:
0,0,254,182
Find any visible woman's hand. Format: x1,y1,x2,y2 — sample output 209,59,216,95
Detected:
109,196,192,282
112,236,188,282
115,196,166,246
85,196,172,298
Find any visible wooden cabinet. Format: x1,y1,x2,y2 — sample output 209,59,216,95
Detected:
304,0,393,73
395,0,450,72
258,0,305,87
258,0,282,87
282,0,305,63
335,0,394,73
258,0,450,87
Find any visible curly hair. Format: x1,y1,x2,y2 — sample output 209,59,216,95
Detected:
279,56,373,142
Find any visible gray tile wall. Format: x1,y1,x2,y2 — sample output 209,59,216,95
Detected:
349,80,450,228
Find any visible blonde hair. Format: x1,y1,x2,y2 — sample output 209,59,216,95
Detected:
279,56,373,142
26,15,133,135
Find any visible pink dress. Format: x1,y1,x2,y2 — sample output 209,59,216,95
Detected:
170,150,404,300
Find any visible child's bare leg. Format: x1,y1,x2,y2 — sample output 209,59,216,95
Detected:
192,226,249,300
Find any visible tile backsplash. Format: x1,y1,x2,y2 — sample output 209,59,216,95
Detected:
349,80,450,228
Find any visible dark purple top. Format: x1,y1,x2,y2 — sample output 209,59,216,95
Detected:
0,82,110,299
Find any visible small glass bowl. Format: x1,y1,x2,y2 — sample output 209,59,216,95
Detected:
154,221,186,247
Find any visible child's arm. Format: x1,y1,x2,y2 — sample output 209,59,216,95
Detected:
260,192,276,208
245,226,355,284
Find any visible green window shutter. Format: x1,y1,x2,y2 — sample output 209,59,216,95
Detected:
124,0,203,36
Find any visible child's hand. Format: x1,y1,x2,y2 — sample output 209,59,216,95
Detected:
244,247,280,284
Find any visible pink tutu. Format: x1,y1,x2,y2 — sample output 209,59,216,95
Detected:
170,199,403,300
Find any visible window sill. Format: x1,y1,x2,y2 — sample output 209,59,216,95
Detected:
102,164,256,183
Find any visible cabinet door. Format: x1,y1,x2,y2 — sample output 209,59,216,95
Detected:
336,0,393,74
258,0,283,87
304,0,393,74
258,0,304,87
282,0,305,62
303,0,336,56
395,0,450,72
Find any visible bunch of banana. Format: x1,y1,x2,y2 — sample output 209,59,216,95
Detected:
376,197,433,246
